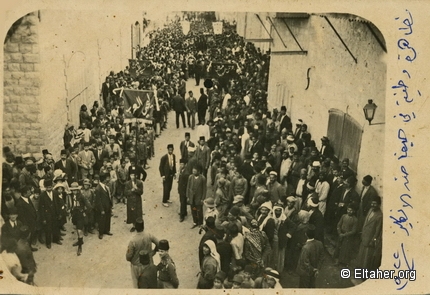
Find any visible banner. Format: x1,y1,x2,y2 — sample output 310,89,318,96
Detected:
128,59,154,78
180,20,190,35
212,22,223,35
209,62,237,78
122,89,155,119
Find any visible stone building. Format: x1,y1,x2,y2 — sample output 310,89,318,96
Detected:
3,10,143,158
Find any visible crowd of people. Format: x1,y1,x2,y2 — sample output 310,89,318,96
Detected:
1,14,383,289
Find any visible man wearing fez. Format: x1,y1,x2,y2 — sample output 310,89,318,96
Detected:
195,136,211,178
157,239,179,289
187,164,207,229
137,250,158,289
185,90,198,130
54,149,77,185
179,132,195,162
357,175,378,232
125,168,144,232
178,158,190,222
198,88,208,125
39,179,62,249
319,136,335,160
159,144,176,207
279,106,292,132
94,173,113,239
126,218,159,288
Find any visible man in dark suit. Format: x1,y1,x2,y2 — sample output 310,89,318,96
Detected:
195,136,211,178
94,173,113,239
179,132,195,162
341,158,355,180
296,225,324,288
39,179,62,249
357,175,379,232
101,77,111,107
187,165,207,228
178,159,190,222
197,88,208,125
15,186,38,251
159,144,176,207
138,251,158,289
0,207,23,251
335,176,360,219
307,197,325,243
93,142,110,174
279,105,292,132
319,136,335,160
54,149,77,185
171,93,187,128
249,133,264,158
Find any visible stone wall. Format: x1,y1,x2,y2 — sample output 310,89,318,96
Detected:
3,12,42,155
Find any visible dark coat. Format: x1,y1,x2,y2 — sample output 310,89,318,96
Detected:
159,153,177,177
178,168,190,196
296,239,324,276
171,95,186,112
138,265,158,289
93,149,110,172
124,179,144,224
179,140,195,161
15,197,37,232
186,174,207,206
280,114,292,132
309,208,325,243
39,190,62,224
198,94,208,112
94,184,113,213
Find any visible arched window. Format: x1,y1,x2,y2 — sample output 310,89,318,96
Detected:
327,109,363,172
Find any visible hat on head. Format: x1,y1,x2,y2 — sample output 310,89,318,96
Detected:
69,182,81,190
363,175,373,184
44,179,53,188
321,136,329,142
264,268,280,279
312,161,321,167
296,119,303,125
269,171,277,176
9,206,18,215
179,158,187,164
229,206,240,217
287,135,295,141
232,274,244,284
53,182,65,190
15,156,23,165
280,106,287,111
185,132,190,137
226,128,232,133
286,196,296,203
260,201,273,211
60,149,67,155
204,197,216,208
83,178,91,186
22,153,32,160
167,144,174,149
306,182,315,190
42,149,49,155
232,195,244,204
308,197,319,208
25,159,34,165
281,128,287,134
159,239,170,251
139,250,151,265
199,136,205,141
187,146,196,152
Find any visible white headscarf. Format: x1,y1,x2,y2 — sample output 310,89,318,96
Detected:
257,201,273,231
204,240,220,273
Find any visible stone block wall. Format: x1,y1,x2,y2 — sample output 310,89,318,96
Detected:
3,12,42,155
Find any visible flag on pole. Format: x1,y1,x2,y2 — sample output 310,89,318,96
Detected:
122,89,155,119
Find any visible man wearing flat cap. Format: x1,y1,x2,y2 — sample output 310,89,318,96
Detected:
179,132,195,162
54,149,77,185
195,136,211,178
159,144,176,207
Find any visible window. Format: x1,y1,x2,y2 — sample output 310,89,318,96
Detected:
327,109,363,172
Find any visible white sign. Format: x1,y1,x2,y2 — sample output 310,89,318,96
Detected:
212,22,223,35
181,20,190,35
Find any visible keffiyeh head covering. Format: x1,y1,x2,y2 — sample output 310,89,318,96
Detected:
204,240,220,273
